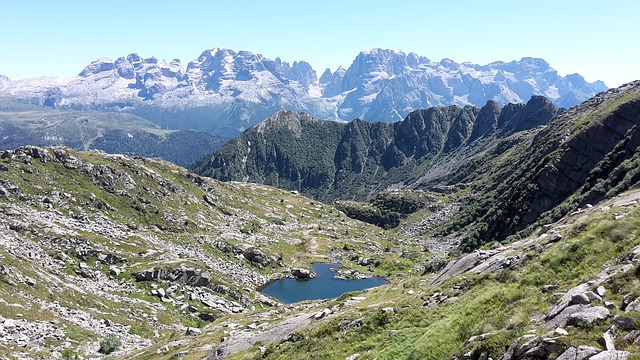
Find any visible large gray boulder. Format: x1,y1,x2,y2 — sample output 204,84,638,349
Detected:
546,283,589,320
291,268,315,279
567,306,610,326
545,304,584,328
571,291,602,305
243,249,271,268
428,250,498,286
556,346,600,360
589,350,630,360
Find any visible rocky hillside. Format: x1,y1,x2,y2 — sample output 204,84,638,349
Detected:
191,96,560,201
436,80,640,250
0,146,415,359
209,189,640,360
0,101,225,167
0,48,606,137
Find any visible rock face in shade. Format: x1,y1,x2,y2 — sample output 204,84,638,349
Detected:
0,48,607,137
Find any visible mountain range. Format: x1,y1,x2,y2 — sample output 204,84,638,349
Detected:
191,96,561,201
0,48,607,137
194,80,640,251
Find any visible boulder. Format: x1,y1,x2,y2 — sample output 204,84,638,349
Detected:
357,257,375,266
549,233,563,242
590,350,630,360
97,253,126,265
570,291,601,305
624,297,640,312
243,249,271,268
185,327,202,336
554,327,568,336
198,313,216,322
556,346,600,360
604,301,616,309
292,268,315,279
545,305,584,328
313,311,325,320
513,336,563,359
108,266,121,276
567,306,610,326
3,318,16,329
212,241,244,255
546,283,589,320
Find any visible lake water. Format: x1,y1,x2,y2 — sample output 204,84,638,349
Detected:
260,263,387,303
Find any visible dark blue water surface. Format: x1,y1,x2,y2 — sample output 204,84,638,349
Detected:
260,263,387,303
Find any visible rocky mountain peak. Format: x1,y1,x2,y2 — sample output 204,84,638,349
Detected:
0,74,10,82
319,68,333,84
438,58,460,70
495,95,560,133
342,48,409,90
407,52,431,67
254,109,322,137
519,56,551,69
79,57,115,77
469,100,502,141
321,66,348,97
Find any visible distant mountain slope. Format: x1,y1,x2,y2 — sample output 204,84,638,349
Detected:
0,103,225,166
191,96,560,201
0,48,606,137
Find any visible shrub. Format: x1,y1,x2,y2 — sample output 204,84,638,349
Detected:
99,334,121,354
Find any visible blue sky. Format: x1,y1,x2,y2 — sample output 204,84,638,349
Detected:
1,0,638,87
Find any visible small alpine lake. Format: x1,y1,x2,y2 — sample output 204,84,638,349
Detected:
260,263,387,303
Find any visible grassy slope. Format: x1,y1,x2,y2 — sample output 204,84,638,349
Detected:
0,147,418,359
210,190,640,360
